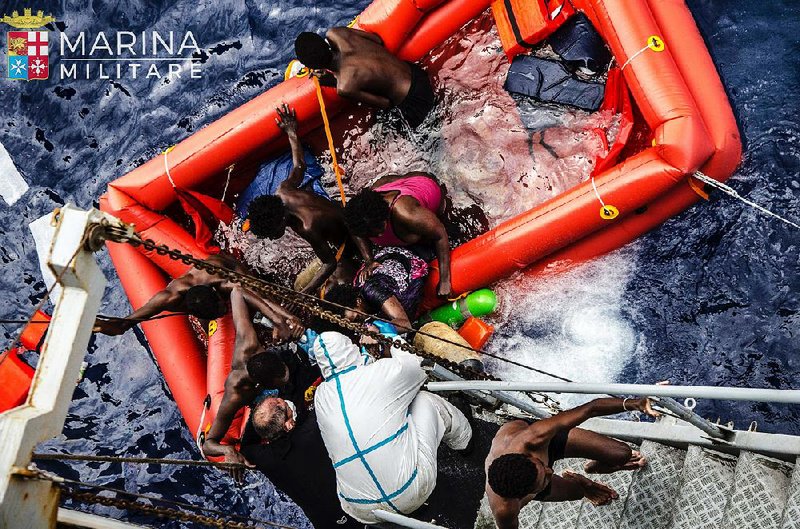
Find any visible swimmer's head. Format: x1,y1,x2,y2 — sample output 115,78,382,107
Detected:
246,349,290,388
184,285,226,320
247,195,288,240
487,453,544,499
343,189,391,238
252,397,296,442
295,32,334,70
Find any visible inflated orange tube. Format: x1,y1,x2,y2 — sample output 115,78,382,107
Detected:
420,0,730,308
397,0,492,61
524,0,741,274
104,238,208,436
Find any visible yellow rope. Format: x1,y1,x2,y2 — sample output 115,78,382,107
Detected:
313,76,347,206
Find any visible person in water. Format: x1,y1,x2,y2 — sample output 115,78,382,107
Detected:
324,244,430,331
309,325,472,525
485,396,659,529
294,29,435,128
201,287,313,476
246,104,351,294
92,253,303,341
343,172,453,298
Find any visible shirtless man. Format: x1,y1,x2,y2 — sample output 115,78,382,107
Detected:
93,253,303,340
485,397,659,529
201,287,317,474
343,172,452,298
294,28,435,128
245,105,351,294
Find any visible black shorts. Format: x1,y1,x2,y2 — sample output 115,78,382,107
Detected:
397,62,435,128
532,429,570,500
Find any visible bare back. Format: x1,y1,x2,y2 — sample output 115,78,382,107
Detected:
327,27,411,106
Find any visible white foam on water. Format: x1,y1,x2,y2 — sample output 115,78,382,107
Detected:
484,246,642,409
29,212,61,303
0,141,29,206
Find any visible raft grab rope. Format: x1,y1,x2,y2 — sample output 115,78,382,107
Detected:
692,171,800,230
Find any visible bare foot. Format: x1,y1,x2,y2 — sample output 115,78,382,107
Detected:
564,471,619,506
584,450,648,473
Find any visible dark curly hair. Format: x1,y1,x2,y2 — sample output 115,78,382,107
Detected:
184,285,226,320
309,283,360,336
246,349,289,388
487,453,539,499
324,283,360,311
247,195,288,239
343,189,391,237
295,32,333,70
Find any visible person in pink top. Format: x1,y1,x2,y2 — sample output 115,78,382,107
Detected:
343,172,453,298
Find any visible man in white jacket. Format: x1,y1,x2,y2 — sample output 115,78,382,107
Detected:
311,330,472,524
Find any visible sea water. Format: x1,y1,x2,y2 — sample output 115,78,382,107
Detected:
1,0,798,527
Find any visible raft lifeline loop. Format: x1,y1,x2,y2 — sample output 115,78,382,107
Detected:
162,146,177,188
692,171,800,229
590,176,619,220
620,35,665,71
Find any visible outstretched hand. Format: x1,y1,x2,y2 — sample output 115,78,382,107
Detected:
633,397,661,418
436,278,453,299
220,448,255,484
275,103,297,135
272,315,305,342
92,317,130,336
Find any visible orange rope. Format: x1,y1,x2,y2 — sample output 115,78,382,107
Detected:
313,77,347,206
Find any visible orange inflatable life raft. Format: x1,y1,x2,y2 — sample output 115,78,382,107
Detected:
98,0,740,448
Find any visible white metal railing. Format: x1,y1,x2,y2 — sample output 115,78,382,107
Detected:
425,381,800,404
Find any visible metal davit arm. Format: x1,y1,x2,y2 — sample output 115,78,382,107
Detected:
0,205,112,528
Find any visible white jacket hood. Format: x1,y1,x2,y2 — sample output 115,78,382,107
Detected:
313,331,372,380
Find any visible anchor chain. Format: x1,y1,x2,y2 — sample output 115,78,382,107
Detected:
61,488,267,529
104,225,495,382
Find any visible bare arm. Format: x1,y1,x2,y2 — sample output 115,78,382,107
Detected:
380,296,412,332
275,104,306,190
398,204,452,298
94,287,183,335
352,235,373,263
240,288,304,341
488,494,521,529
231,288,260,365
201,372,257,481
533,397,656,441
301,235,338,295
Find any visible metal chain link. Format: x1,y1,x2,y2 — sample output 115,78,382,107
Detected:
107,226,496,382
61,488,266,529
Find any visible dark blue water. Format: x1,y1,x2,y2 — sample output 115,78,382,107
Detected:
0,0,798,527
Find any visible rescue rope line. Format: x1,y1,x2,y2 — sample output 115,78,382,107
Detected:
104,226,494,383
99,225,570,411
313,76,347,206
32,452,243,468
692,171,800,230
